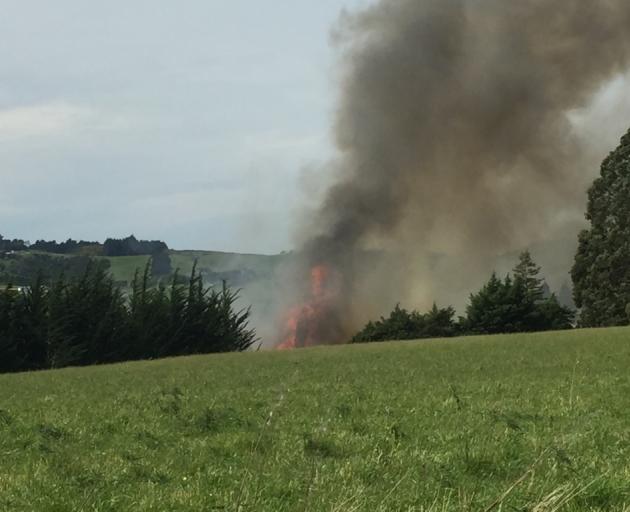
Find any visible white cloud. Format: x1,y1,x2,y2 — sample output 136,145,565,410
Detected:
0,102,134,144
0,102,96,141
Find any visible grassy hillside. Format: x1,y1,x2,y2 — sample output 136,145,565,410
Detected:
1,328,630,511
169,250,285,276
1,249,283,287
102,254,151,284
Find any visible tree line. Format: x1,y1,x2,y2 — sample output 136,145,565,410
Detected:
352,251,574,343
0,234,169,257
0,263,256,374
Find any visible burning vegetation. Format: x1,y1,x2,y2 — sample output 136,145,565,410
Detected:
276,265,343,349
274,0,630,349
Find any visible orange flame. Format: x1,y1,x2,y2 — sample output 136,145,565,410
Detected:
276,264,335,350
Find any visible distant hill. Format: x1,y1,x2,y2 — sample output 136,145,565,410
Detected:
0,247,289,287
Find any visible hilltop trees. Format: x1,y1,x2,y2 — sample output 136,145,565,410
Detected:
0,235,28,252
2,234,170,257
572,128,630,327
103,235,168,257
30,238,99,255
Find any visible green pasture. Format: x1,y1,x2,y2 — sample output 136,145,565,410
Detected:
168,250,284,275
101,255,151,284
1,328,630,511
102,250,284,287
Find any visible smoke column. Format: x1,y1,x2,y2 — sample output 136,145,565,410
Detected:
280,0,630,345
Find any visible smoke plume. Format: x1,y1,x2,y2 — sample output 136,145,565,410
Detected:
280,0,630,345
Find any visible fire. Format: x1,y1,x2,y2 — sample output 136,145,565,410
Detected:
276,265,339,350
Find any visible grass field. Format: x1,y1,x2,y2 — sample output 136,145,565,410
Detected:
1,328,630,511
101,250,284,286
101,255,151,284
169,250,284,276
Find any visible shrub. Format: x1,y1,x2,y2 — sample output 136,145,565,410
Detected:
352,303,457,343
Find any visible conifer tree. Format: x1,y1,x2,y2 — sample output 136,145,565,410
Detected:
462,253,574,334
513,251,545,302
0,258,257,374
21,274,48,369
0,286,20,372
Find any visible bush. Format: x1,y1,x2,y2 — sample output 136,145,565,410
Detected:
352,303,457,343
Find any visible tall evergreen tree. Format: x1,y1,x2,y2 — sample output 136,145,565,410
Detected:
513,251,545,302
21,275,48,369
463,253,574,334
0,287,21,372
572,127,630,327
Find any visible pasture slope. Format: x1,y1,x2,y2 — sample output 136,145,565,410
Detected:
1,328,630,511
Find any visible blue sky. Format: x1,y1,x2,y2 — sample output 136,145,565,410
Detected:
0,1,370,253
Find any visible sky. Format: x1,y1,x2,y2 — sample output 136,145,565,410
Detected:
0,0,370,254
2,1,630,255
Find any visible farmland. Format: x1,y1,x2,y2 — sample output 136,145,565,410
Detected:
1,327,630,511
0,249,284,289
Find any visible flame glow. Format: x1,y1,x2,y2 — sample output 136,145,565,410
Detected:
276,265,338,350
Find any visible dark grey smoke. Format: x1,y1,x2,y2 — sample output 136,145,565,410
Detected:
282,0,630,345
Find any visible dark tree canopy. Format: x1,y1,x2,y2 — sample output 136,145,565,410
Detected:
352,252,573,343
103,235,168,257
30,238,99,255
572,128,630,327
352,303,458,343
0,262,257,374
463,255,574,335
0,235,28,252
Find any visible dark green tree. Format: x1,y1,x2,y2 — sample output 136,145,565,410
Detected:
127,263,171,359
46,276,83,369
463,253,574,334
0,286,21,373
513,251,545,302
20,275,48,369
0,260,257,374
462,273,531,334
572,128,630,327
352,303,457,343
